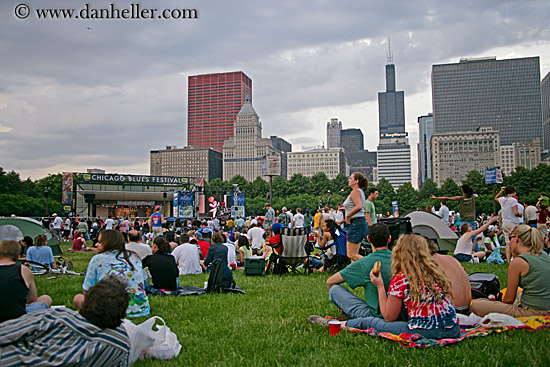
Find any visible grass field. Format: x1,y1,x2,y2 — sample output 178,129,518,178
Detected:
33,243,550,367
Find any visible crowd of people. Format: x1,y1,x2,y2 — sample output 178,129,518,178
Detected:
3,174,550,364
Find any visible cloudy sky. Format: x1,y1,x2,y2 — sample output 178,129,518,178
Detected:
1,0,549,185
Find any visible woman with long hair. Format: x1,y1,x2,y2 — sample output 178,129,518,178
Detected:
308,234,459,340
73,230,150,317
471,224,550,317
343,172,369,261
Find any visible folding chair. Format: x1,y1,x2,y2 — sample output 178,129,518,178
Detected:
278,227,313,275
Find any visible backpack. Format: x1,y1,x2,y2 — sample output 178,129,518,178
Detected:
469,272,501,299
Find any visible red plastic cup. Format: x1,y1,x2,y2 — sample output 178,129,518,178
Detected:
329,320,341,336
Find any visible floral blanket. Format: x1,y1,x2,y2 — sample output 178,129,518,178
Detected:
330,316,550,348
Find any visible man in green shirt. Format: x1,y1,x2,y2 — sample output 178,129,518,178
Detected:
326,223,392,319
365,187,378,227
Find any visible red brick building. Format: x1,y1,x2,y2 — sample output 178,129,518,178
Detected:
188,71,252,152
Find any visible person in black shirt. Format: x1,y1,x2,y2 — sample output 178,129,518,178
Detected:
142,236,179,295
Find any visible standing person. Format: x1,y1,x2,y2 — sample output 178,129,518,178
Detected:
51,214,62,241
63,216,71,241
263,203,275,230
73,230,150,318
304,209,313,230
471,224,550,317
366,188,378,229
343,172,369,262
439,201,450,226
292,208,305,229
308,234,459,340
495,186,522,262
432,184,478,245
77,218,89,241
247,223,265,255
535,195,549,240
236,216,245,232
523,200,538,228
103,215,115,230
333,203,345,226
148,206,165,239
278,207,291,228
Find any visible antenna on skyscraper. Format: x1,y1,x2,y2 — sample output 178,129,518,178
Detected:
387,37,393,65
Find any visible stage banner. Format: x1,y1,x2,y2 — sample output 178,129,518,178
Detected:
232,192,246,218
62,172,74,214
178,191,195,219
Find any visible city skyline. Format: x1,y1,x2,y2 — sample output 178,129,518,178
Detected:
1,1,550,186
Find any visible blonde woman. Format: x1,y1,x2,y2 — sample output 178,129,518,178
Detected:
471,224,550,317
308,234,459,340
343,172,369,262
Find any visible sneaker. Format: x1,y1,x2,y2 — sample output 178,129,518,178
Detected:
307,315,328,327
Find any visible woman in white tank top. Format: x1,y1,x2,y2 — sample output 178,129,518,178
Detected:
343,172,369,261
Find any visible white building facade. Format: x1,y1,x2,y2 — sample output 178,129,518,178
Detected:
287,148,347,179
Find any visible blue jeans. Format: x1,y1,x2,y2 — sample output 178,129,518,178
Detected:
144,279,179,295
345,317,460,340
329,285,371,319
464,221,478,251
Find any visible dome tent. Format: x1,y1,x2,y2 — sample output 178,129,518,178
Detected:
0,217,63,256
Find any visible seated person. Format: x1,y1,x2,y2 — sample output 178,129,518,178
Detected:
26,235,57,270
237,235,253,265
309,234,460,340
204,231,234,287
165,231,179,250
72,231,88,251
471,224,550,317
221,233,237,269
142,236,179,295
74,230,150,318
325,223,396,320
0,276,130,366
312,219,348,271
125,229,152,261
171,234,204,275
454,216,498,262
426,238,471,310
268,223,284,254
18,236,33,258
0,240,52,323
482,226,502,255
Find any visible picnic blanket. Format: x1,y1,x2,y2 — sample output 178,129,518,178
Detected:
327,315,550,348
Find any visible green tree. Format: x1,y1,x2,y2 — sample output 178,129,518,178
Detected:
396,182,420,215
311,172,331,196
375,178,396,216
462,170,489,196
419,179,438,200
288,174,312,196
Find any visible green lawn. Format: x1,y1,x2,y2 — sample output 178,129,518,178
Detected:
33,243,550,367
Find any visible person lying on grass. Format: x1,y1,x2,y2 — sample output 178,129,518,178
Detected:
309,234,460,340
0,240,52,324
0,276,130,367
73,229,150,318
471,224,550,317
142,236,179,295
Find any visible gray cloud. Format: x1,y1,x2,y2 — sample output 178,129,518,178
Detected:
1,0,549,180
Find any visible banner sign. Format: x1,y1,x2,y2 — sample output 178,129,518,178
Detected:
392,200,399,217
232,192,246,218
75,173,192,185
485,168,503,184
116,201,155,207
177,191,194,219
62,172,74,214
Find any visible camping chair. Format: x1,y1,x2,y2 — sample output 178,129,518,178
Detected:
278,227,313,275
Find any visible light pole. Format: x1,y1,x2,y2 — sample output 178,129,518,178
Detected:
44,186,50,217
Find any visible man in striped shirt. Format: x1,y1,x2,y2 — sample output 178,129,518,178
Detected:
0,276,130,366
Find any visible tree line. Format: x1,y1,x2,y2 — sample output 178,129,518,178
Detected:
2,165,550,217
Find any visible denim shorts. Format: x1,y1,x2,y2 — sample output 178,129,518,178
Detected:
345,217,368,243
25,302,49,314
454,253,472,263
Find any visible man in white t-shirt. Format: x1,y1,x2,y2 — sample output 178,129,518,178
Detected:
523,200,538,227
125,230,152,260
51,214,62,241
495,185,522,262
171,234,203,275
292,208,305,228
246,223,265,254
104,215,115,230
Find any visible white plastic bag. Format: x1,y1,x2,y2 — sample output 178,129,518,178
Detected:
123,316,182,364
478,312,525,328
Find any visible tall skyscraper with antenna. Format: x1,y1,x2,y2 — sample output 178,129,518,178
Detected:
376,39,411,189
378,40,405,136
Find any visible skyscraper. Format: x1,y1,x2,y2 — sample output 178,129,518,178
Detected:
432,57,543,146
417,113,433,188
188,71,252,152
378,46,405,136
542,71,550,150
326,118,342,149
340,129,364,152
